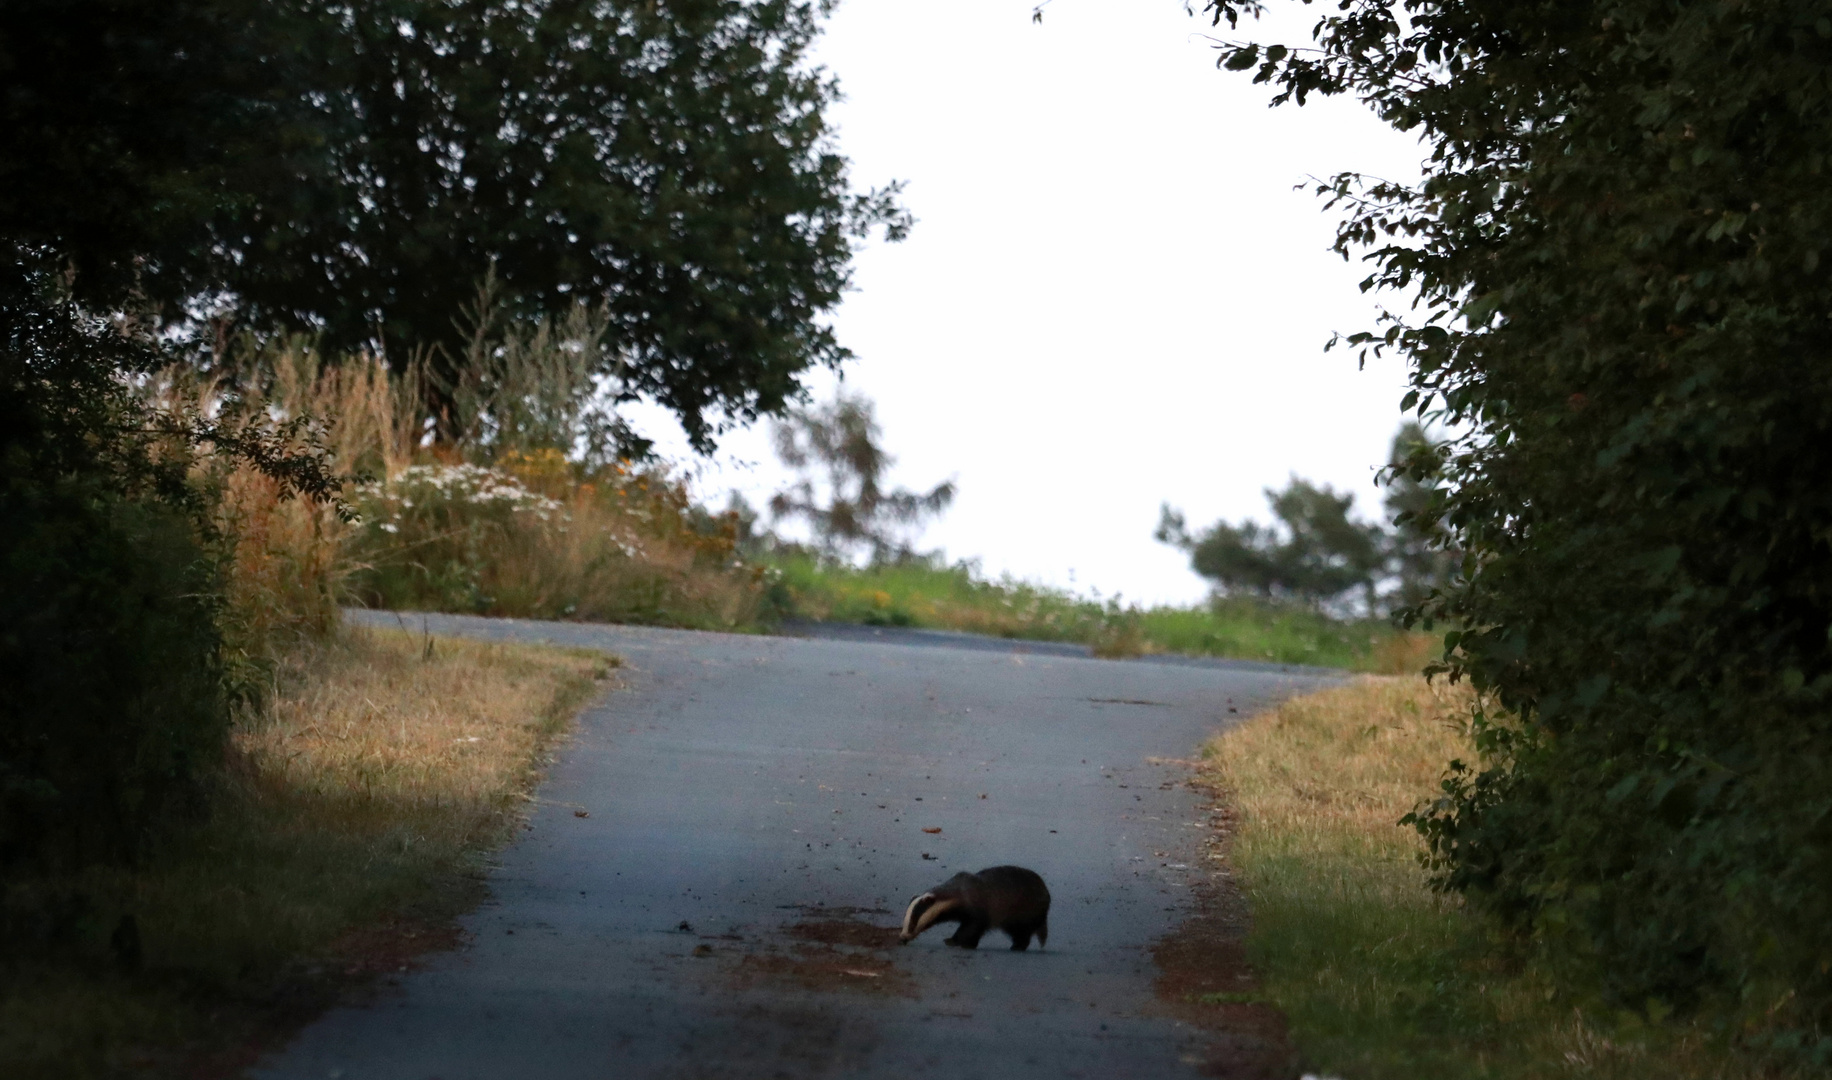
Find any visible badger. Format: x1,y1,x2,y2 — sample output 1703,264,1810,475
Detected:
899,865,1051,951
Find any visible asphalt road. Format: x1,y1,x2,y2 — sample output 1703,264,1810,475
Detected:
256,612,1341,1080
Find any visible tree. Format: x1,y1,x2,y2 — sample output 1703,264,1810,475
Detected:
1158,478,1386,613
1202,0,1832,1040
1380,422,1458,612
0,0,892,864
769,391,955,564
237,0,909,445
1,0,908,446
0,0,327,308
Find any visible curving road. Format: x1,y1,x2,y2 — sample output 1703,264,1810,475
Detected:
255,612,1339,1080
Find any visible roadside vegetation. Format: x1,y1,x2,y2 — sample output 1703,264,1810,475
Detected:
3,2,889,1075
1179,0,1832,1063
1200,679,1801,1080
215,336,768,633
763,553,1427,671
1,628,608,1080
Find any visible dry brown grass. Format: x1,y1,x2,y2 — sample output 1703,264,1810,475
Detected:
0,626,611,1080
1204,675,1472,864
153,345,417,672
462,457,766,628
197,340,766,632
235,624,608,829
1198,677,1796,1080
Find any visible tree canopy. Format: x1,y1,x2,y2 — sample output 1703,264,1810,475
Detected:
2,0,904,444
0,0,893,865
1202,0,1832,1046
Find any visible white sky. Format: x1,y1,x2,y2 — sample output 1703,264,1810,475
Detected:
628,0,1428,607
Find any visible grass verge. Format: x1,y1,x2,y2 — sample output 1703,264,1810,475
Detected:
765,553,1429,672
0,626,612,1079
1198,677,1798,1079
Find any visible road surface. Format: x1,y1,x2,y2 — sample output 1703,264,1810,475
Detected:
255,612,1340,1079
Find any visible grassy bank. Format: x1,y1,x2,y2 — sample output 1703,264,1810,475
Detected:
764,553,1429,672
1197,677,1795,1079
0,627,611,1079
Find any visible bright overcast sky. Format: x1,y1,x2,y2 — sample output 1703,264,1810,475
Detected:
628,0,1428,607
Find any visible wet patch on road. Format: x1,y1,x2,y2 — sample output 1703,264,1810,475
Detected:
785,907,904,951
711,906,916,999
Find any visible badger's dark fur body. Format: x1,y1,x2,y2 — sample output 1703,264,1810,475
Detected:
900,865,1051,951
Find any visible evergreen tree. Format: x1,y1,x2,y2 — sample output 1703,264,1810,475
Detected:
769,391,955,564
1157,478,1386,613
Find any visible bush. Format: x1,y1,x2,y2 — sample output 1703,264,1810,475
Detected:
1203,0,1832,1051
347,456,763,629
0,479,226,868
0,261,235,870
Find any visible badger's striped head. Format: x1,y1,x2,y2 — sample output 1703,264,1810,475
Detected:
899,892,959,943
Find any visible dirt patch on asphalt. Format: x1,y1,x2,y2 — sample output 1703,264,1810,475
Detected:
322,909,471,980
714,907,915,998
785,907,903,951
1151,791,1297,1080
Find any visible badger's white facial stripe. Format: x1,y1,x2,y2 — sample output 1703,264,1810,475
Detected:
900,893,936,939
911,897,961,937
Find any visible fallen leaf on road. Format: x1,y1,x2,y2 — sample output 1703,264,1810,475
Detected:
922,853,936,860
840,968,882,978
922,827,942,834
574,810,590,818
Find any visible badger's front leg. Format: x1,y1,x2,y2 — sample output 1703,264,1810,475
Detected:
944,919,987,949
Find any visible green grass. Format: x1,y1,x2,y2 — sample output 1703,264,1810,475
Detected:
1201,676,1801,1080
0,628,610,1079
762,552,1429,672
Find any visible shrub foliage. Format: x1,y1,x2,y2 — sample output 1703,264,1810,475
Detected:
0,260,345,867
1204,0,1832,1051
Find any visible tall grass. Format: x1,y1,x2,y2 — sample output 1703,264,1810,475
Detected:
348,450,763,629
193,346,418,679
179,337,767,637
764,552,1428,671
1199,677,1799,1079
